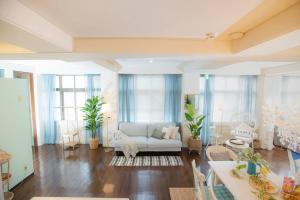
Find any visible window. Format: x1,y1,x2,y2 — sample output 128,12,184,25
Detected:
134,75,165,122
199,75,257,122
282,76,300,105
55,75,100,121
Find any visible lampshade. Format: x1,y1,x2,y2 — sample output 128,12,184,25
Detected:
102,103,111,116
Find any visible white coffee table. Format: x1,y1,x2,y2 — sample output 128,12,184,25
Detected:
225,139,249,150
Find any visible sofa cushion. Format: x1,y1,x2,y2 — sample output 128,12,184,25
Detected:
147,137,182,149
162,127,174,139
151,128,164,139
148,122,176,137
114,136,148,149
119,123,148,137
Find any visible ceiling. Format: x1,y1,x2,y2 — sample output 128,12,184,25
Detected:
19,0,262,38
0,0,299,73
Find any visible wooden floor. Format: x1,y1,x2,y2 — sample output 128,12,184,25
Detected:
12,145,289,200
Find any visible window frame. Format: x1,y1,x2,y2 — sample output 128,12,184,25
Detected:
199,75,257,122
134,75,165,122
55,75,86,121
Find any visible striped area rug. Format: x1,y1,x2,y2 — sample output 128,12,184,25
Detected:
109,156,183,166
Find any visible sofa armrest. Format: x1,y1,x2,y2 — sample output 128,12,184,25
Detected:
113,130,123,141
175,132,181,141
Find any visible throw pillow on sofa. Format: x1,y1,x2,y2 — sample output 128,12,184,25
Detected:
162,127,174,139
170,126,179,139
151,128,164,139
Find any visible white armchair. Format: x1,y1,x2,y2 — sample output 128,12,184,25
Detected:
59,120,80,150
230,113,257,149
230,123,257,149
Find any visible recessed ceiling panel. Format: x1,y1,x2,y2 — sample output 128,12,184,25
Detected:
19,0,262,38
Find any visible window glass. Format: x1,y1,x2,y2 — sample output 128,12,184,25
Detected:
55,76,60,88
282,76,300,105
75,76,86,88
63,92,75,107
76,92,86,107
55,91,61,107
200,75,257,122
77,108,84,121
134,75,164,122
54,108,61,121
62,76,74,88
55,75,100,121
64,107,76,120
93,75,101,89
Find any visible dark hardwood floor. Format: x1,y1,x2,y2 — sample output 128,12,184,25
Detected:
12,145,289,200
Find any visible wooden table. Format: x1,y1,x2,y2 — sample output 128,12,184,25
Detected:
209,161,282,200
169,188,201,200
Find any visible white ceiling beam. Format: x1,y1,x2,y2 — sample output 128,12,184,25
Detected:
0,0,72,52
232,2,300,55
95,60,122,72
74,38,231,56
261,62,300,75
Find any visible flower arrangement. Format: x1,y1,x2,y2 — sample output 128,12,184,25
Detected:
238,148,269,175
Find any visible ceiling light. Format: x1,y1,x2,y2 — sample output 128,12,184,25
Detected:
204,33,216,40
228,32,244,40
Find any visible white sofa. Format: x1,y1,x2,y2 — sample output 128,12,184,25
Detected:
114,122,182,152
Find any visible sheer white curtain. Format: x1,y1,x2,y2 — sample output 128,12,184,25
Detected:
199,75,257,123
134,75,165,122
282,76,300,106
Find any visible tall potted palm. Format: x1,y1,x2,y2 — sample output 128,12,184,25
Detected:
81,96,104,149
185,104,205,152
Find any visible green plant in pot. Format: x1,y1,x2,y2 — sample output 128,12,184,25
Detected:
81,96,104,149
185,103,205,152
238,148,269,175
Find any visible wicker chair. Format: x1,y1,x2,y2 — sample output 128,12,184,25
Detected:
206,146,238,185
206,145,238,161
192,160,234,200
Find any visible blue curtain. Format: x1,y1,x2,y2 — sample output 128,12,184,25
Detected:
201,75,214,145
0,69,4,77
164,74,182,124
37,75,57,144
118,74,135,122
241,75,257,114
86,74,102,144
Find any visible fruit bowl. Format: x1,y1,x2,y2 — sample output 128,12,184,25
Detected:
249,175,279,194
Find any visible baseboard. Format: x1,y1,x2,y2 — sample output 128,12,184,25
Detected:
10,172,34,191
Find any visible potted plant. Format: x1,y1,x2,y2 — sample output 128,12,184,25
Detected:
81,96,104,149
184,103,205,152
238,148,269,175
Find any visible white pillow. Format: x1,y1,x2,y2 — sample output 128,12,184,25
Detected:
162,127,174,139
170,126,179,139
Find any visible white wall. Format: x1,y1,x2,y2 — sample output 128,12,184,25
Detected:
0,60,118,145
1,60,299,148
257,63,300,150
0,78,34,188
